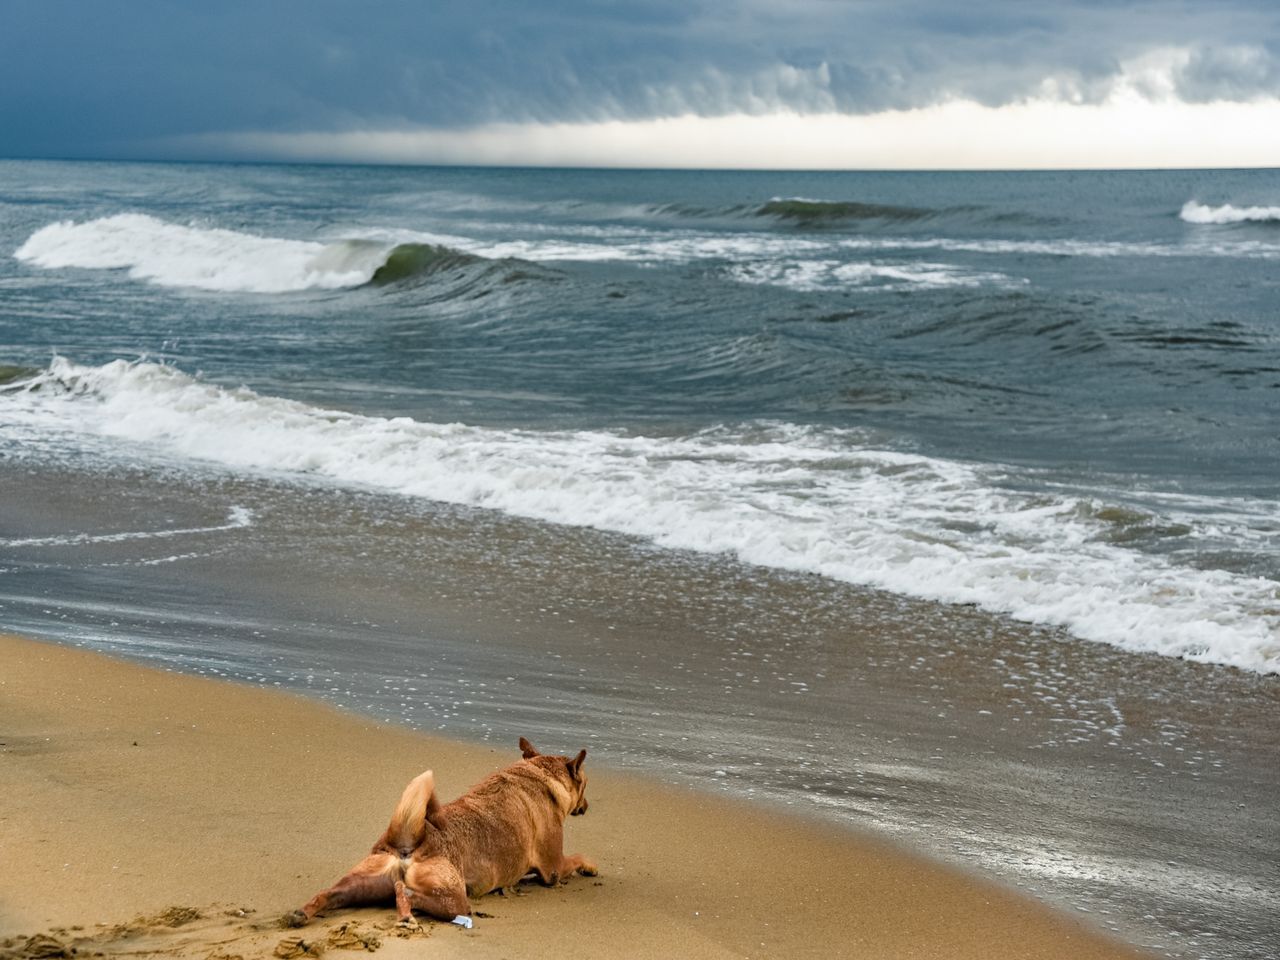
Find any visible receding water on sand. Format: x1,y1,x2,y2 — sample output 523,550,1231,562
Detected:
1,459,1276,960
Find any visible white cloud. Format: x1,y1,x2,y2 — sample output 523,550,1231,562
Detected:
180,94,1280,170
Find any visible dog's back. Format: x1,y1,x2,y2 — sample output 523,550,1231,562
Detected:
419,755,578,896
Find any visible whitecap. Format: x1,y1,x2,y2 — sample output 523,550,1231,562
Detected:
1179,201,1280,225
15,214,394,292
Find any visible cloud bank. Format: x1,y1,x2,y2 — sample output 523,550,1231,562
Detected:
177,97,1280,171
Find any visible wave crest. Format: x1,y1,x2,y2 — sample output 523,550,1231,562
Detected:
1180,201,1280,225
0,364,42,386
368,242,484,284
758,197,935,225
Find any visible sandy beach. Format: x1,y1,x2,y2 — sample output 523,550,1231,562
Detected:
0,632,1151,960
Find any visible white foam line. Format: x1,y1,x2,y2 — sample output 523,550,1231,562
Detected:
345,224,1280,265
727,258,1024,291
4,358,1278,675
99,551,210,568
2,506,253,547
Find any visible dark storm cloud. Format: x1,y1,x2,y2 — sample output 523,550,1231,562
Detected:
1,0,1279,157
1174,43,1280,101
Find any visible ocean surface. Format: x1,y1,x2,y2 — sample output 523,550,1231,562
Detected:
2,161,1278,672
2,160,1279,958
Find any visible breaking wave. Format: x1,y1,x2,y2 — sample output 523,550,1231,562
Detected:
1180,201,1280,225
20,211,1279,302
14,214,490,293
366,243,485,284
3,357,1277,675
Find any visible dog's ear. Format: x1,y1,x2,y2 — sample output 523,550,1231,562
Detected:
519,737,540,759
567,749,586,778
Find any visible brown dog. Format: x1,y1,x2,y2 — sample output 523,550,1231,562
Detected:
285,737,596,927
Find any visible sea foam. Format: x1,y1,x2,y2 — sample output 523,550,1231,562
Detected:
727,259,1022,291
4,357,1277,675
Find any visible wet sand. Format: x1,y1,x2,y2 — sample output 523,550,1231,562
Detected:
0,632,1151,960
2,462,1277,958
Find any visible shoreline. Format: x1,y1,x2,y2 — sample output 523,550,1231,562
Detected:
3,457,1279,959
0,631,1149,960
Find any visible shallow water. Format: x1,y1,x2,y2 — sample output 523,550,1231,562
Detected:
3,160,1279,672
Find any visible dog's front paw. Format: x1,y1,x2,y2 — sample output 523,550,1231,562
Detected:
577,860,599,877
281,910,310,929
395,917,422,932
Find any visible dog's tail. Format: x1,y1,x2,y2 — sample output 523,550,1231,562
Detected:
382,769,440,853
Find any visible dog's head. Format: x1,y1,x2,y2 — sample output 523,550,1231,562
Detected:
519,737,590,816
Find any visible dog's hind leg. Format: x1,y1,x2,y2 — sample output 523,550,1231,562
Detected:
531,825,598,885
284,852,401,927
398,857,471,922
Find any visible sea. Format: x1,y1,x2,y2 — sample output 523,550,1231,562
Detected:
1,159,1278,958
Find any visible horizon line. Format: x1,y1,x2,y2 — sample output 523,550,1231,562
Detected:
4,153,1279,175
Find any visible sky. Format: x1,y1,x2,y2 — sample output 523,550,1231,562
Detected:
2,0,1279,169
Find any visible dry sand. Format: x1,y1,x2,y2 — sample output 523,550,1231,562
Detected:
0,633,1149,960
